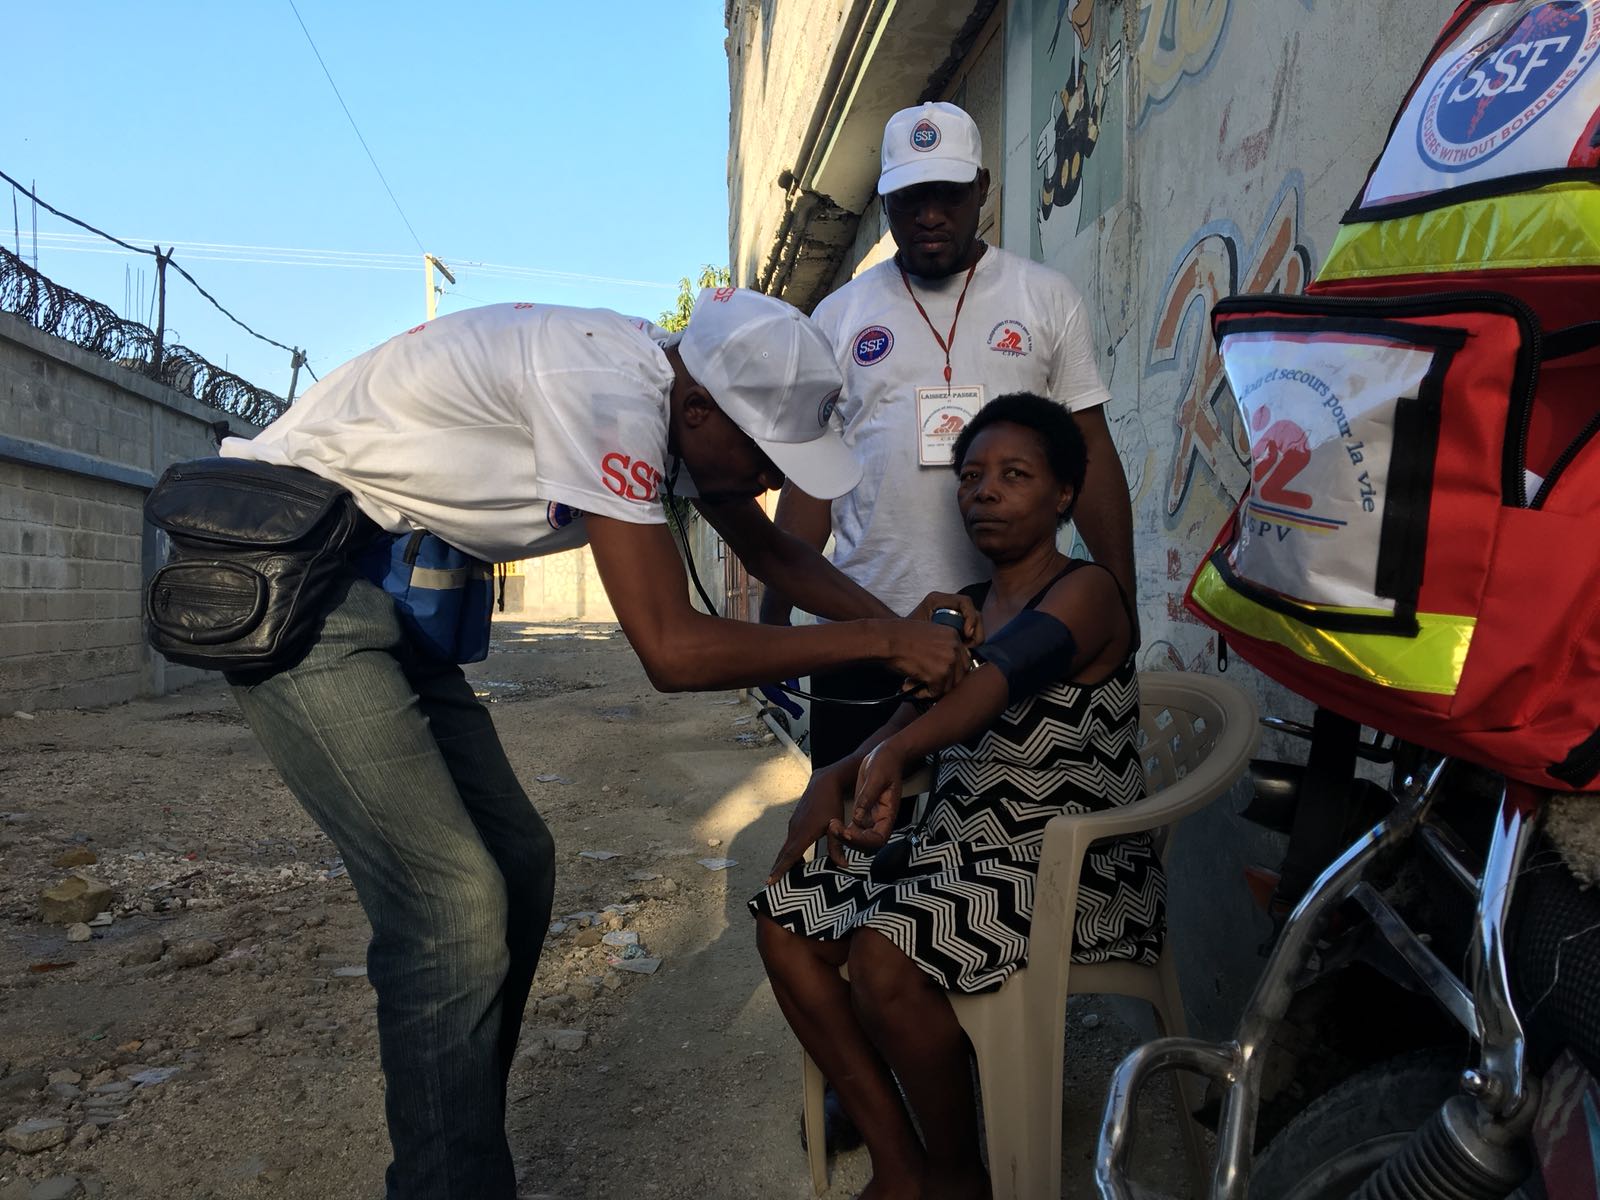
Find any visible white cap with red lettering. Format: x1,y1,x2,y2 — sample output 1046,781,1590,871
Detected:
678,287,860,499
878,101,982,195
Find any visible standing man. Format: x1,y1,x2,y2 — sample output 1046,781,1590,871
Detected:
761,100,1135,770
156,287,969,1200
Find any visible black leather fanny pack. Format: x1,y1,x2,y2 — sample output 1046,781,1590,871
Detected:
144,458,370,673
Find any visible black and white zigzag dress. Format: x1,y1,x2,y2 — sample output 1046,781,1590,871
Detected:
750,563,1165,994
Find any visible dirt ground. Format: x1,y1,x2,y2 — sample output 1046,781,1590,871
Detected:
0,620,1193,1200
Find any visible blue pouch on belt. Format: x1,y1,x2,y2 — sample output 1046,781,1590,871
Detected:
359,531,494,663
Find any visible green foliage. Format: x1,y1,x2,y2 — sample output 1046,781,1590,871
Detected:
657,265,732,539
658,264,732,333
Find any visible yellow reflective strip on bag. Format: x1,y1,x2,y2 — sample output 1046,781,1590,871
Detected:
1321,183,1600,281
411,565,471,590
1190,560,1476,695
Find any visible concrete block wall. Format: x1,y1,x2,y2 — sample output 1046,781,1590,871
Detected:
0,464,146,701
0,313,261,712
508,548,619,625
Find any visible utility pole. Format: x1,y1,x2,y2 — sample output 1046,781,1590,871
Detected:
286,348,306,405
423,254,456,320
152,245,170,374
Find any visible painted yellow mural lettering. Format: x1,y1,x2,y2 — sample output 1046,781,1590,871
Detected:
1148,174,1311,518
1136,0,1230,123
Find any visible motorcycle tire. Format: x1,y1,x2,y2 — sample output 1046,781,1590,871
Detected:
1248,1051,1459,1200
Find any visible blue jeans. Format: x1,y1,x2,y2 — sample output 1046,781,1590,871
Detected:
231,576,555,1200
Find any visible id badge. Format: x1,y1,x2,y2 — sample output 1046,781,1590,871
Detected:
916,385,985,467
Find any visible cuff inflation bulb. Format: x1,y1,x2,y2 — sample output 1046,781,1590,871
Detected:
931,606,981,675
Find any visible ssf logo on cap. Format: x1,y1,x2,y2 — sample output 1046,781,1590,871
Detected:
677,288,861,500
878,101,982,195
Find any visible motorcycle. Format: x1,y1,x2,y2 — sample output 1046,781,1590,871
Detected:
1095,713,1600,1199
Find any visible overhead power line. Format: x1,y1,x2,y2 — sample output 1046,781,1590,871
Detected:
35,230,418,264
2,170,304,359
26,230,677,290
165,257,297,355
33,240,418,273
286,0,426,254
0,166,147,256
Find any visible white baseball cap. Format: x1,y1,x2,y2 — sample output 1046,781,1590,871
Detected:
678,287,860,499
877,101,982,196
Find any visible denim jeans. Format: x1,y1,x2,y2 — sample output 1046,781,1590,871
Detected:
231,576,555,1199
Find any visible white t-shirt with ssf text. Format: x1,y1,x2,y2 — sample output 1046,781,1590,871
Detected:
809,245,1111,615
220,304,678,563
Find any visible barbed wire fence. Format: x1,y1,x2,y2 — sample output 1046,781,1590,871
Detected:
0,245,289,427
1,172,305,428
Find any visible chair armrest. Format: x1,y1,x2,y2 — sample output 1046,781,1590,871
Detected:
901,761,934,799
1044,772,1234,845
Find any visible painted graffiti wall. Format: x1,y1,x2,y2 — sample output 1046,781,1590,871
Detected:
1009,0,1459,681
1001,0,1461,1032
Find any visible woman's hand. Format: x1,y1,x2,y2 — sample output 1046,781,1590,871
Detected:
841,741,909,858
766,766,853,885
908,591,985,646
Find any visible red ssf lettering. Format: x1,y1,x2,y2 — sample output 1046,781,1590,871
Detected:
629,458,660,500
600,452,663,502
712,287,737,302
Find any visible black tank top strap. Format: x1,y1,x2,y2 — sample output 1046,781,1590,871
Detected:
1023,560,1089,611
958,580,991,606
1103,568,1141,655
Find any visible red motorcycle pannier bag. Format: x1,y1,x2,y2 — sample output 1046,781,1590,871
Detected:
1186,291,1600,790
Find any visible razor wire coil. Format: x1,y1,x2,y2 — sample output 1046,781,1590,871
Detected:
0,245,286,427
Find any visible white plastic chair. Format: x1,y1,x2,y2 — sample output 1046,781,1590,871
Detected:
799,669,1261,1197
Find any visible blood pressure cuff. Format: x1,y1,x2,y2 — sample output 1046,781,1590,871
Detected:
974,609,1077,702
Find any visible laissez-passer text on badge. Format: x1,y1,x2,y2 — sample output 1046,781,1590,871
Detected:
916,384,985,467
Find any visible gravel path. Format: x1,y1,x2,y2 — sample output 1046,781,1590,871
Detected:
0,621,1192,1199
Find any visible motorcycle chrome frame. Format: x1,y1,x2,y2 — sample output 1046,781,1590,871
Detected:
1095,760,1544,1199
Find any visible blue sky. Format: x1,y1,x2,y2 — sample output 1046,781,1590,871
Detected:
4,2,732,398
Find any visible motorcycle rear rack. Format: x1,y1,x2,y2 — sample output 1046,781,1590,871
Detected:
1095,758,1543,1199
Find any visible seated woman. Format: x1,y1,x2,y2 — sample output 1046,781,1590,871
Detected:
750,392,1161,1200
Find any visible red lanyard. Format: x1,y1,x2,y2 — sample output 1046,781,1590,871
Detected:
898,256,979,391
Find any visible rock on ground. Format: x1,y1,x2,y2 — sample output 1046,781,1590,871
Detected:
166,939,219,968
37,877,113,925
117,935,166,966
3,1117,70,1153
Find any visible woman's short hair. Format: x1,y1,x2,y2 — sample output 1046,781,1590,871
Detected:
950,393,1088,525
